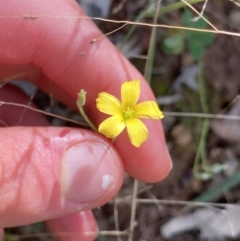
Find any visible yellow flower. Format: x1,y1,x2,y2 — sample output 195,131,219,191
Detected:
96,79,164,147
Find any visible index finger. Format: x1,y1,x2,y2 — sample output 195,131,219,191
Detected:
0,0,172,182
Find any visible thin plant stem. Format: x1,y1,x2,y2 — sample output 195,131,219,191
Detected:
77,105,97,132
191,0,209,22
128,179,138,241
2,15,240,38
198,61,209,167
180,0,217,31
120,0,154,49
136,198,240,207
163,111,240,121
0,101,88,127
114,196,122,241
193,61,210,179
144,0,161,83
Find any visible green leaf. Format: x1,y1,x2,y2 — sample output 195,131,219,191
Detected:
181,9,214,60
193,171,240,202
182,9,206,29
187,39,205,61
162,34,185,55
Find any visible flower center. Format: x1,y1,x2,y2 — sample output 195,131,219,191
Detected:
123,107,134,119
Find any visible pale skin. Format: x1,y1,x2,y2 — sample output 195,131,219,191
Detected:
0,0,172,241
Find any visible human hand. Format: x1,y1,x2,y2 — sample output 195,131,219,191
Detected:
0,0,172,240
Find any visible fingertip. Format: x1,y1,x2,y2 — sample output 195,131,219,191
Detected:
46,211,98,241
0,127,124,227
115,119,172,183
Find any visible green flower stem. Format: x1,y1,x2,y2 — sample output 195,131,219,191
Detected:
193,118,210,179
198,61,210,168
77,104,97,132
76,90,97,132
193,61,210,179
144,0,160,84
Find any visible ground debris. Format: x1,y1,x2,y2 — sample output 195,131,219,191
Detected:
161,206,240,240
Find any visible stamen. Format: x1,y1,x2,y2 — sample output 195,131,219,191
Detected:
123,107,134,119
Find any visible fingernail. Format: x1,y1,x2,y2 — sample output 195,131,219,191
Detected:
62,141,118,204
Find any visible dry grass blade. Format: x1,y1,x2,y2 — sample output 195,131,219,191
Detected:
1,15,240,37
114,196,122,241
164,111,240,121
0,101,88,127
128,179,138,241
98,230,129,236
180,0,215,29
136,199,239,208
144,0,162,83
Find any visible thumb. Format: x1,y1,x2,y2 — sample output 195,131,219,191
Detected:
0,85,123,240
0,126,123,227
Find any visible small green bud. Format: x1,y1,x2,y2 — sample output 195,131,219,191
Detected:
77,89,87,107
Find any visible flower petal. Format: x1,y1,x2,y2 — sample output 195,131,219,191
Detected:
134,101,164,119
98,115,126,138
121,80,140,109
126,118,148,147
96,92,122,115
